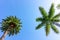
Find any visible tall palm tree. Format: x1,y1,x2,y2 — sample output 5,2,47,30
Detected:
36,3,60,36
0,16,22,40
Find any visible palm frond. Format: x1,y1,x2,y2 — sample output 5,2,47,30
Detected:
36,17,43,22
48,3,55,19
39,7,48,18
53,13,60,19
52,19,60,22
36,22,44,30
51,24,59,33
45,23,50,36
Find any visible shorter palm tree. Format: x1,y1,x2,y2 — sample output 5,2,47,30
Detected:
0,16,22,40
36,3,60,36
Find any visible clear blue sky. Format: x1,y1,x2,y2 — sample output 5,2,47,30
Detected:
0,0,60,40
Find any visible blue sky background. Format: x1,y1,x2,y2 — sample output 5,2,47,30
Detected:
0,0,60,40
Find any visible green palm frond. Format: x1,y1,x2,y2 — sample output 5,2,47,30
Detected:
51,24,59,33
48,3,55,19
45,23,50,36
39,7,48,18
53,19,60,22
1,16,22,36
53,13,60,19
51,18,60,22
36,22,44,30
36,17,43,22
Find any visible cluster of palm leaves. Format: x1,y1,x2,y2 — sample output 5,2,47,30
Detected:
1,16,22,36
36,3,60,36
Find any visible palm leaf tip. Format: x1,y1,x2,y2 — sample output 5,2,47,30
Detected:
45,23,50,36
36,23,44,30
39,7,48,18
36,18,43,22
49,3,55,19
51,25,59,33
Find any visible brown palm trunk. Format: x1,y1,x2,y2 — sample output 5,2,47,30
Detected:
0,31,9,40
0,26,11,40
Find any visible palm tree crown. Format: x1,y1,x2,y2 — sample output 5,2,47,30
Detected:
36,3,60,36
1,16,22,36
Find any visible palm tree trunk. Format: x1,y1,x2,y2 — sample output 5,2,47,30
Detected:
0,26,11,40
0,31,9,40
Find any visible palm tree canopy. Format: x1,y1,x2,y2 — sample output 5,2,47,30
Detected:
36,3,60,36
1,16,22,36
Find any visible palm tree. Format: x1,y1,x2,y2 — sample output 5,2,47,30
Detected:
0,16,22,40
36,3,60,36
